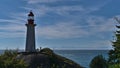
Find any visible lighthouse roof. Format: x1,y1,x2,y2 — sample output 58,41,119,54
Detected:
28,11,34,16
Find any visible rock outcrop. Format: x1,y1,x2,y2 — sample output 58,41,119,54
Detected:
17,48,84,68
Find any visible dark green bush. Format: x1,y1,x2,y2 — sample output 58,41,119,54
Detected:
89,55,108,68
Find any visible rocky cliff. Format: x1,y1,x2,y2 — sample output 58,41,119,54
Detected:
17,48,84,68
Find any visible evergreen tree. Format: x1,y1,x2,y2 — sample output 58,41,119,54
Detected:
89,55,108,68
108,17,120,64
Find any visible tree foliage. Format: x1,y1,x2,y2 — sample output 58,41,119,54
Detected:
89,55,108,68
107,18,120,67
108,18,120,65
0,50,27,68
109,63,120,68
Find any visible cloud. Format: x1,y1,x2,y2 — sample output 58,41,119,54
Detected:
86,16,115,33
9,12,27,22
85,40,112,50
25,0,80,4
0,12,29,38
0,0,115,50
0,18,25,38
0,0,114,39
0,19,23,24
0,16,114,39
37,22,89,39
0,11,114,39
34,16,114,39
22,5,100,17
26,0,59,4
23,0,112,17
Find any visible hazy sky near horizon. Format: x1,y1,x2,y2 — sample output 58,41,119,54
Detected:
0,0,119,50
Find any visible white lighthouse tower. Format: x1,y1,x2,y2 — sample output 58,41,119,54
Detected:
25,11,36,52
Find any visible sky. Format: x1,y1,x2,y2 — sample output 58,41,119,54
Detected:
0,0,119,50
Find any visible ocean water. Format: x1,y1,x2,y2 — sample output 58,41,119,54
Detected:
0,50,108,68
54,50,109,68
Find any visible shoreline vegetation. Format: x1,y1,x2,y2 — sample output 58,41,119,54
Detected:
0,48,84,68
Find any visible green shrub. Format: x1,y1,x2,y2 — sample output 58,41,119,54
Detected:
40,48,53,56
89,55,108,68
109,63,120,68
0,50,28,68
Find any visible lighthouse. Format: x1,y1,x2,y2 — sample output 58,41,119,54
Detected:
25,11,36,52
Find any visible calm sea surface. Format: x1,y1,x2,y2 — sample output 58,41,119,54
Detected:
54,50,109,68
0,50,108,68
